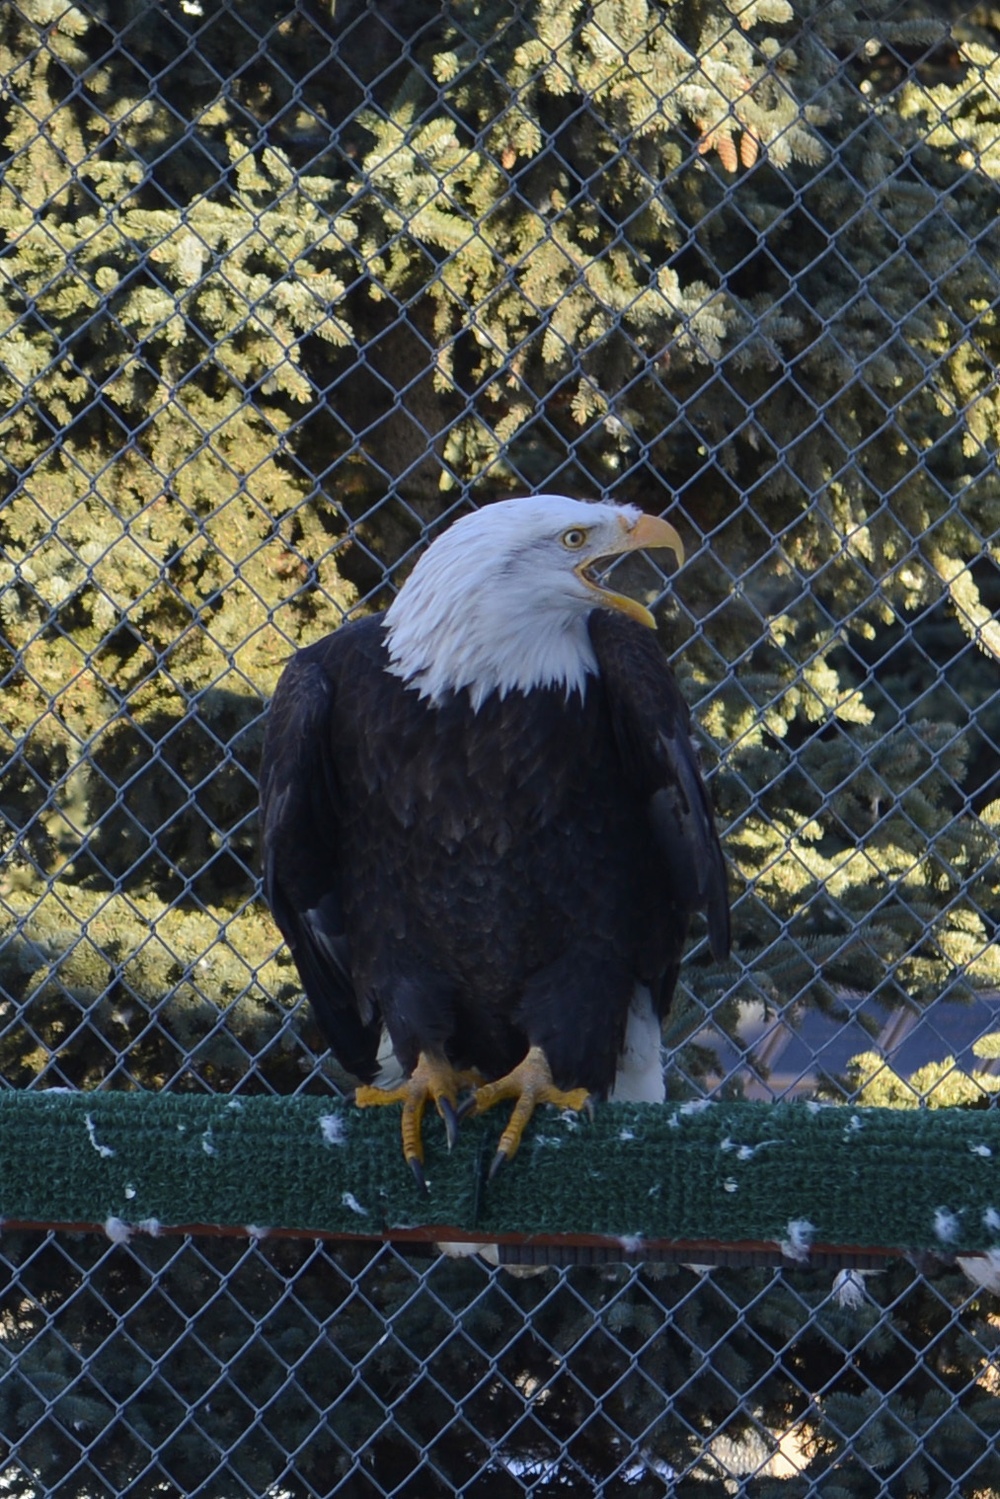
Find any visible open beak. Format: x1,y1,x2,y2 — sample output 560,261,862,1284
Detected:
574,513,684,630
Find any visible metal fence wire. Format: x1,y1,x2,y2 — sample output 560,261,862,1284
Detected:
1,0,1000,1492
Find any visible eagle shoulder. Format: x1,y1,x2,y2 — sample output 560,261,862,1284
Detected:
588,609,730,962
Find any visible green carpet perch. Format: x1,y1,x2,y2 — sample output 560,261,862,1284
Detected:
4,1091,1000,1265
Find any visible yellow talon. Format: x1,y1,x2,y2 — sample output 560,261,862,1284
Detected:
469,1045,591,1175
355,1051,482,1187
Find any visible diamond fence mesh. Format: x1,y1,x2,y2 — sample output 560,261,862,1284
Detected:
1,0,1000,1492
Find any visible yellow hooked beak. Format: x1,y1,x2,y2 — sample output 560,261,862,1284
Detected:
574,513,685,630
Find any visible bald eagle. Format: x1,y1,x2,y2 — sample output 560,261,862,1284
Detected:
260,496,729,1185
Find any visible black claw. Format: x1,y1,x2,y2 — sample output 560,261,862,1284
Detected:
455,1094,478,1123
438,1097,460,1151
583,1094,595,1123
487,1148,508,1182
408,1156,429,1195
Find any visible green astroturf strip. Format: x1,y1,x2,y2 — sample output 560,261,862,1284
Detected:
3,1090,1000,1253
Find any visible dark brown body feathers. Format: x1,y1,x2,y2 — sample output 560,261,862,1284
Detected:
260,610,728,1095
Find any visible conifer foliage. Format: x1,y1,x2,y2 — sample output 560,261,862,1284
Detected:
1,0,1000,1493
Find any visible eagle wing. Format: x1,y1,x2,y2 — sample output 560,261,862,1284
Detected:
259,629,382,1082
589,608,730,990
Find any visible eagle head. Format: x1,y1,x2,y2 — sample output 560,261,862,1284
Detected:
384,495,683,709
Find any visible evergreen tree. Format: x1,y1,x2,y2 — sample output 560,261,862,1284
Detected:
3,1228,999,1496
1,0,999,1493
1,0,998,1092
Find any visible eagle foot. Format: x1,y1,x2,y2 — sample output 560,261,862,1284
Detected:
468,1045,592,1178
354,1051,483,1189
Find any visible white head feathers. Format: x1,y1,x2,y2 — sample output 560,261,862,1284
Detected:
383,495,678,711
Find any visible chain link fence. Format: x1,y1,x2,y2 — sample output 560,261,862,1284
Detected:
1,0,999,1492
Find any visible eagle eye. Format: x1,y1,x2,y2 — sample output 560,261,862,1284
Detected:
562,527,588,550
